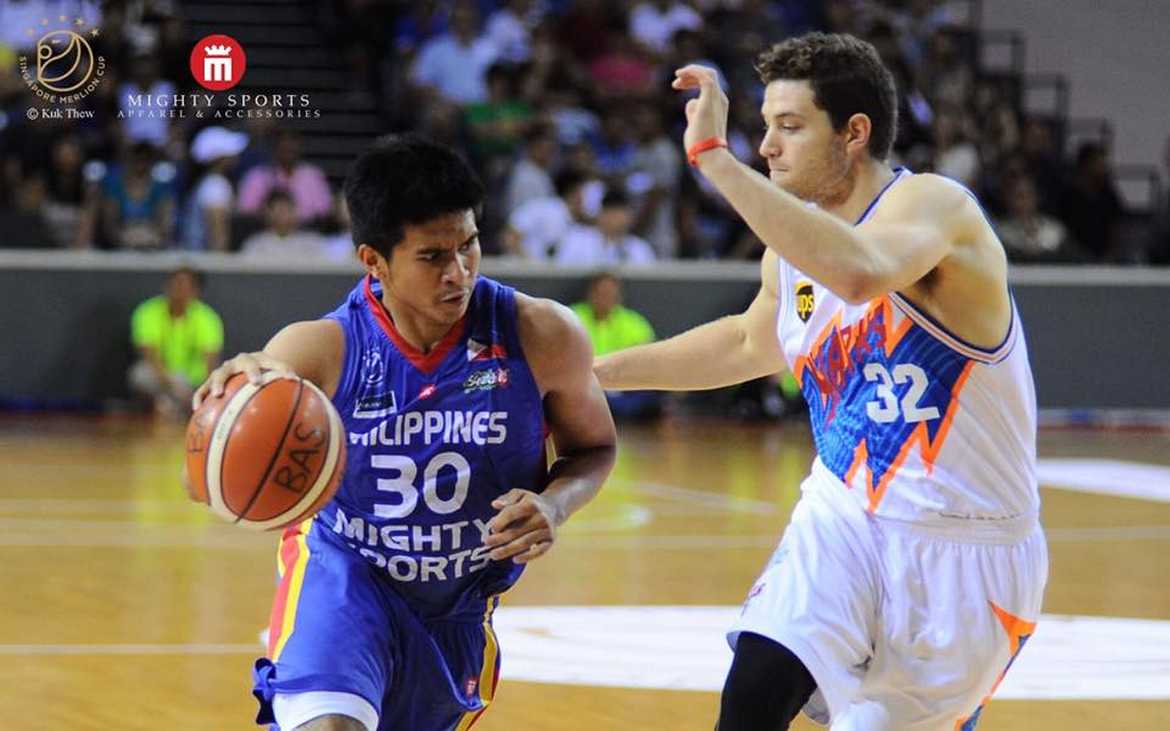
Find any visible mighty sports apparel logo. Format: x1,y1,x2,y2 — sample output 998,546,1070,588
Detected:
190,34,246,91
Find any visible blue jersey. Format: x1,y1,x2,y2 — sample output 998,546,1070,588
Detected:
316,274,547,620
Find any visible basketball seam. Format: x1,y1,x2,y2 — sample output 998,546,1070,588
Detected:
234,378,305,523
241,380,343,530
197,384,239,504
208,380,269,520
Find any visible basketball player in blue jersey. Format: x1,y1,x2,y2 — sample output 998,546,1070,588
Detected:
191,135,616,731
596,33,1047,730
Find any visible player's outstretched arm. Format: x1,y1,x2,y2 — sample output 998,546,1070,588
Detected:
594,251,786,392
674,64,964,303
483,295,618,565
191,319,343,409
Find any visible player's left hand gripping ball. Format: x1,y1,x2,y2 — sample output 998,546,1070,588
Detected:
484,489,561,564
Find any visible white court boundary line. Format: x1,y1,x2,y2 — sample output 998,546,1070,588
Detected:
3,608,1168,701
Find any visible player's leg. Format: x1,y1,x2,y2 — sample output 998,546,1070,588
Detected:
838,522,1048,730
289,714,367,731
379,596,502,731
716,632,816,730
726,481,883,727
252,521,393,731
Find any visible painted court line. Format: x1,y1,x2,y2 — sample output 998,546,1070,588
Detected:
4,608,1167,701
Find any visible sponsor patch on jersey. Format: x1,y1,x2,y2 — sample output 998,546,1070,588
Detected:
463,367,510,393
795,281,815,323
467,338,508,362
352,390,398,418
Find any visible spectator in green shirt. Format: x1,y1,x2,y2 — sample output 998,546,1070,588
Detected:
572,272,661,420
128,267,224,417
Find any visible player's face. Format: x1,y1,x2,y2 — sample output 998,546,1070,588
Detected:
759,80,851,204
384,209,480,325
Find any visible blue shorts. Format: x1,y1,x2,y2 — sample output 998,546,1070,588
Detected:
251,521,500,731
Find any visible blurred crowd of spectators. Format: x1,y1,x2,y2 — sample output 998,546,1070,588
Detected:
1,0,1167,265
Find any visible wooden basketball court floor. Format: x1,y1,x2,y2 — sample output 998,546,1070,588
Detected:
1,415,1168,730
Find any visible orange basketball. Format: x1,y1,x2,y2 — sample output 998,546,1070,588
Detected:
185,372,346,530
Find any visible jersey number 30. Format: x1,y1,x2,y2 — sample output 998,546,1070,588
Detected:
371,452,471,518
863,363,940,424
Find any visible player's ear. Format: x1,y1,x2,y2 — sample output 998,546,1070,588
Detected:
844,113,872,158
355,243,385,276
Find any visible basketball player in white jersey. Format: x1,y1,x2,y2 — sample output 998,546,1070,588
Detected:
594,33,1048,730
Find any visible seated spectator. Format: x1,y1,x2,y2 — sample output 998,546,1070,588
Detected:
43,136,96,248
932,106,980,188
0,173,54,248
237,129,333,224
118,53,175,147
996,175,1083,263
572,271,661,420
321,192,356,260
128,267,223,418
464,63,534,176
241,190,345,260
629,0,702,56
556,190,656,265
182,126,247,251
631,103,682,258
410,0,498,105
503,169,594,259
504,122,558,214
1057,142,1125,261
485,0,538,63
101,142,176,250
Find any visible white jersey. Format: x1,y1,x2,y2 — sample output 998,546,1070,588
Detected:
776,170,1040,531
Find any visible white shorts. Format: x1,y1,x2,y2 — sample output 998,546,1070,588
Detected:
729,472,1048,730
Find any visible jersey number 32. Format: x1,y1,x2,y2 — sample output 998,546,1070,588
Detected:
863,363,940,424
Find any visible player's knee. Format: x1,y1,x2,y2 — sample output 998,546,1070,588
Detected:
293,714,368,731
718,633,816,731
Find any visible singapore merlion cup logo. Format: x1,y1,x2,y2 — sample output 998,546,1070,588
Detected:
37,30,95,93
190,34,247,91
17,17,105,102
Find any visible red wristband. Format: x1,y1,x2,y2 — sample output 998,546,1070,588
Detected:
687,136,728,167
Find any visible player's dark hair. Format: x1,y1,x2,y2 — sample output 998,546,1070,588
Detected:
344,134,485,257
754,32,898,161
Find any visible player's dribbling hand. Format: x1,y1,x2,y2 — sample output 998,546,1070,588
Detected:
483,489,560,564
672,64,729,155
191,351,297,410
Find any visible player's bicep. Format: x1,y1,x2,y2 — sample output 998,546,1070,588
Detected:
544,328,616,456
519,297,617,455
853,176,968,298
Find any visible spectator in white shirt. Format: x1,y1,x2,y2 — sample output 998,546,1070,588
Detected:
629,0,702,55
504,169,594,259
556,190,656,265
504,123,559,214
410,1,498,105
241,190,344,260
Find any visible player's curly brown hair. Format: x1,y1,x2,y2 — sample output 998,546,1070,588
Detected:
755,32,898,161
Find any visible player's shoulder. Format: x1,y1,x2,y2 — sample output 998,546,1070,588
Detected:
513,292,592,391
881,171,980,221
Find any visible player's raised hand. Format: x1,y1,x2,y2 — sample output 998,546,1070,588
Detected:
672,64,729,154
483,489,560,564
192,351,297,409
